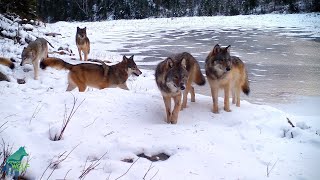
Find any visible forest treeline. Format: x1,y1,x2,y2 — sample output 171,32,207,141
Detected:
0,0,319,22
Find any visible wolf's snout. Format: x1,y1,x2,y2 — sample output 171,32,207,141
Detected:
226,67,231,71
180,84,185,90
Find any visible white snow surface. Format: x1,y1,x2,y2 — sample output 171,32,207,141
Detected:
1,13,320,180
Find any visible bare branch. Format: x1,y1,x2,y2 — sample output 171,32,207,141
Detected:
74,0,89,16
0,121,8,133
150,169,159,180
79,151,108,179
267,159,279,177
143,162,154,180
30,102,43,124
52,93,85,141
115,157,140,180
287,117,295,128
40,143,80,180
64,169,72,180
83,117,98,128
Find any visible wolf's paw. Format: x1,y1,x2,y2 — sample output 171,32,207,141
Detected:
224,108,231,112
212,109,219,114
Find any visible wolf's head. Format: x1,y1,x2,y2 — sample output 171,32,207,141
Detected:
76,27,87,39
165,58,188,92
123,55,142,76
17,147,28,157
20,47,34,66
206,44,232,77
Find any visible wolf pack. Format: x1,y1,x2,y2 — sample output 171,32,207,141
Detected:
0,27,250,124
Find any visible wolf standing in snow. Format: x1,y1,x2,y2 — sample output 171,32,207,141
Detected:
205,44,250,114
20,38,53,80
155,52,206,124
0,57,15,81
40,55,142,92
76,27,90,61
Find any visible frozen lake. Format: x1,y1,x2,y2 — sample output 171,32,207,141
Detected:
103,23,320,107
46,14,320,114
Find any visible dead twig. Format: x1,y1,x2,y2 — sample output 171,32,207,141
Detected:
287,117,295,128
0,121,8,133
267,159,279,177
83,117,98,128
104,131,114,137
143,162,154,180
0,138,13,178
115,157,140,180
150,169,159,180
40,143,80,180
64,169,72,180
52,93,85,141
30,102,43,124
79,151,108,179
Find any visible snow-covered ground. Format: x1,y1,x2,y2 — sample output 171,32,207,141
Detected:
1,13,320,179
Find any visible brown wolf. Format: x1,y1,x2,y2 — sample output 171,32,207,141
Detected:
40,55,142,92
76,27,90,61
155,52,206,124
20,37,54,80
205,44,250,113
0,57,15,81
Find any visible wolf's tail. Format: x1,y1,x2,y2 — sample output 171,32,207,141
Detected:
0,57,15,69
242,69,250,95
194,63,206,86
40,57,73,70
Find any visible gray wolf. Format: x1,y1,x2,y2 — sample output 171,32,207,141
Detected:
155,52,205,124
40,55,142,92
76,27,90,61
20,37,54,80
0,57,15,81
205,44,250,113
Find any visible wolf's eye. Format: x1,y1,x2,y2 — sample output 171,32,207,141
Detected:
174,75,179,80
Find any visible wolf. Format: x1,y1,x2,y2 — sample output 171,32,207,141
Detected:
0,57,15,81
76,27,90,61
20,37,54,80
40,55,142,92
155,52,206,124
205,44,250,113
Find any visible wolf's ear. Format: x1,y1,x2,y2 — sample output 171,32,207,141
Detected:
213,44,221,54
181,58,187,68
225,45,231,53
77,27,79,30
129,55,134,60
166,58,173,68
84,27,87,30
123,55,128,62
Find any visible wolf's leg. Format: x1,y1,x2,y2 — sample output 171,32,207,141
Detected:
84,51,88,61
190,86,195,102
66,74,77,91
78,47,82,61
163,96,171,123
210,81,219,113
224,83,231,112
33,60,39,80
66,84,76,91
232,88,236,104
171,93,182,124
118,83,129,90
78,84,87,92
182,78,193,109
236,86,241,107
